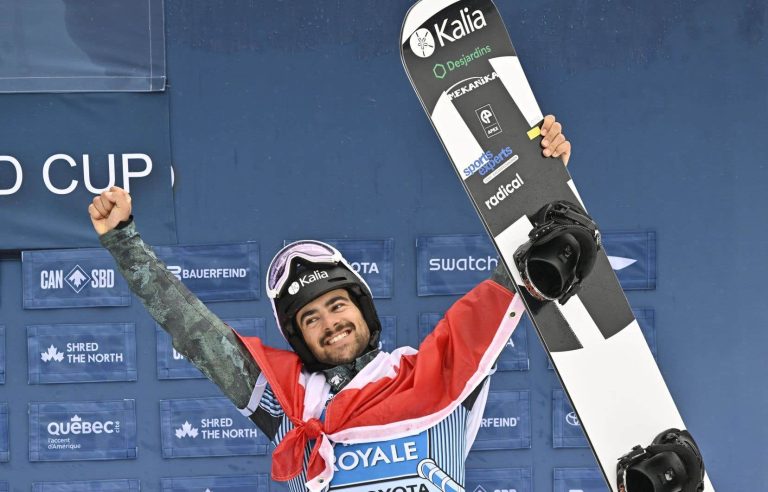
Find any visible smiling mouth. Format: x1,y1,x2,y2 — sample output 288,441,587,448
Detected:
326,329,352,346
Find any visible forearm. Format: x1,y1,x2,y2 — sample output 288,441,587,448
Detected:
99,219,260,409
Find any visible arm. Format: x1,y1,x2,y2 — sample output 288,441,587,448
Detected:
90,188,261,411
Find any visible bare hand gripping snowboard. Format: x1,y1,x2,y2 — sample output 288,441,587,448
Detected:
400,1,713,491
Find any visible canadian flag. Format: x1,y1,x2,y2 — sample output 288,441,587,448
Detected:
237,280,522,492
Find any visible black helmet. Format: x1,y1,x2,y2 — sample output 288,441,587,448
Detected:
266,240,381,371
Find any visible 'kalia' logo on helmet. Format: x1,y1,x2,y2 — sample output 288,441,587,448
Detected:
288,270,329,295
410,8,487,58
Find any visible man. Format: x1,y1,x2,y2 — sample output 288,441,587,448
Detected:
90,116,571,492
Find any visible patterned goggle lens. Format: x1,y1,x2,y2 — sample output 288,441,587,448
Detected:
267,241,338,294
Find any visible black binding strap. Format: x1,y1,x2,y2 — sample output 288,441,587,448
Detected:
514,201,601,304
617,428,705,492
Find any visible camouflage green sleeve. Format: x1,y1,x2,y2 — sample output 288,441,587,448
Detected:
99,219,260,409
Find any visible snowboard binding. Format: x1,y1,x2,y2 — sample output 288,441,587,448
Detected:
617,428,705,492
514,200,601,304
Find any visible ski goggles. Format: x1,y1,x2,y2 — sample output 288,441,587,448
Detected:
266,240,344,299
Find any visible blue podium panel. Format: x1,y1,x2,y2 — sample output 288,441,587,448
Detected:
153,242,260,302
22,249,131,309
472,390,531,450
602,231,656,290
417,234,498,296
161,475,269,492
27,323,137,384
160,397,269,458
554,468,608,492
465,467,532,492
28,400,137,461
0,325,5,384
552,389,588,448
32,479,141,492
0,403,8,462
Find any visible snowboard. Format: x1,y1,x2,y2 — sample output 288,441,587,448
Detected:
400,1,714,491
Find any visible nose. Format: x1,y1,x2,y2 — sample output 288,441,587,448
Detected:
323,312,347,333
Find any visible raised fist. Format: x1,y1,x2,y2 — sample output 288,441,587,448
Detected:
88,186,132,236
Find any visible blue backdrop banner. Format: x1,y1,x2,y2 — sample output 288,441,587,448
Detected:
0,0,165,93
286,238,394,298
32,480,141,492
153,243,260,302
465,467,532,492
27,323,137,384
473,390,531,450
157,318,265,380
160,475,269,492
160,397,269,458
0,402,8,462
603,231,657,290
378,316,397,352
553,468,608,492
416,235,498,296
0,325,5,384
419,313,529,371
22,249,131,309
0,93,176,249
28,400,137,461
552,389,588,448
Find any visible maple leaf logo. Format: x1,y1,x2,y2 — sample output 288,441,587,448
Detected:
175,421,198,439
41,345,64,362
64,265,91,293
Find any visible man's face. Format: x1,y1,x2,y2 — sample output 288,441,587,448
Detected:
295,288,371,366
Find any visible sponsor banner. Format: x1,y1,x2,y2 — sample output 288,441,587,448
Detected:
547,307,655,369
329,431,429,488
28,400,137,461
0,325,5,384
465,467,532,492
473,390,531,450
553,468,608,492
552,389,587,448
603,231,656,290
285,238,394,298
378,316,397,352
419,313,528,371
160,397,269,458
157,318,265,380
0,93,176,250
416,235,498,296
28,323,137,384
0,402,8,462
160,475,268,492
22,249,130,309
32,479,141,492
153,243,260,302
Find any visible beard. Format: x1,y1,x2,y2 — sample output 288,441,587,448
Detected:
315,322,371,366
